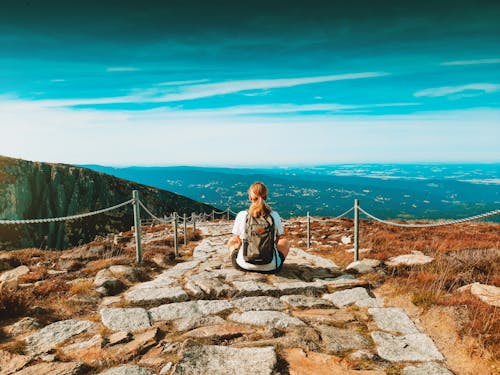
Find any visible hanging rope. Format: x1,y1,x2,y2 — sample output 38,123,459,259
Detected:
0,199,134,225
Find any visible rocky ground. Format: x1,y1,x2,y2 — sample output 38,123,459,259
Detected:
0,221,468,375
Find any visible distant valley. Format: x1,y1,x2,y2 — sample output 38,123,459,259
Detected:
84,164,499,221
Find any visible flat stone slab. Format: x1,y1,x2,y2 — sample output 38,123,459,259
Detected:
346,259,381,274
25,319,94,355
183,323,255,340
402,362,453,375
149,300,233,322
99,365,155,375
272,281,327,296
356,298,384,308
228,311,305,329
0,349,31,374
292,309,356,325
288,248,340,270
100,308,151,332
368,308,419,334
161,260,202,277
15,361,88,375
317,325,371,354
233,280,278,297
458,282,500,307
371,332,444,362
232,296,286,311
124,286,189,304
385,251,434,267
173,343,277,375
175,316,226,331
280,295,334,309
189,277,233,297
322,287,371,307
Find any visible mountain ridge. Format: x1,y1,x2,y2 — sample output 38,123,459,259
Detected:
0,156,216,250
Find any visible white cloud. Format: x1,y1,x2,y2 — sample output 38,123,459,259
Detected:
32,72,389,108
441,58,500,66
414,83,500,98
106,67,141,72
157,79,209,86
0,98,498,166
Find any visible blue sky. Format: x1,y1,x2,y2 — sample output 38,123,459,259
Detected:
0,0,499,166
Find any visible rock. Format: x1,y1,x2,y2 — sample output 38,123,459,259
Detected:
40,354,57,361
175,316,226,331
124,286,189,304
371,332,444,362
100,308,151,332
189,277,233,298
15,361,88,375
385,251,434,267
25,319,94,355
0,349,31,374
184,280,205,298
183,323,255,340
280,295,334,309
162,260,201,277
292,309,356,325
322,287,371,307
272,281,327,296
160,362,173,375
368,308,419,334
173,342,277,375
341,236,352,245
63,334,103,352
149,300,232,323
107,328,159,362
196,300,233,314
149,301,199,322
355,298,384,308
232,296,286,311
402,362,453,375
346,259,381,274
99,365,155,375
283,348,384,375
108,265,140,281
94,269,125,296
101,296,123,306
8,317,41,336
107,331,132,346
349,349,375,361
61,244,107,261
317,325,371,354
233,280,278,297
0,265,29,283
457,282,500,307
228,311,305,329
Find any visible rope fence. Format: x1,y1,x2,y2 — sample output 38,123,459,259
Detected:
1,189,498,264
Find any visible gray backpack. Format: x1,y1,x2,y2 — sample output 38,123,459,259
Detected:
242,213,275,264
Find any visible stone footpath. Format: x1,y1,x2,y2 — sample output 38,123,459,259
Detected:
11,223,453,374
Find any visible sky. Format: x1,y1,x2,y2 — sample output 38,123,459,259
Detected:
0,0,499,166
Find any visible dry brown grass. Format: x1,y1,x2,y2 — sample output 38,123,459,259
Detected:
0,289,33,321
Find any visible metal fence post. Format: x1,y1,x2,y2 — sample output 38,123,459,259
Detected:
192,212,196,232
183,213,187,246
211,209,215,221
354,199,360,261
227,208,230,221
132,190,142,264
306,211,310,250
173,212,178,257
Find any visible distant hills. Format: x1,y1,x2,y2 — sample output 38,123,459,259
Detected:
0,156,216,250
84,164,499,222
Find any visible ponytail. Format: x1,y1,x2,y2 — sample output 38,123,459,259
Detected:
247,182,272,218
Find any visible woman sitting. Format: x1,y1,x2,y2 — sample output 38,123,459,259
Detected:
227,181,290,273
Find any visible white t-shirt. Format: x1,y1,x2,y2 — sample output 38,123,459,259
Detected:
232,210,284,271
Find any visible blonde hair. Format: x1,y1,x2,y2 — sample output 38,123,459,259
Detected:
248,182,272,218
